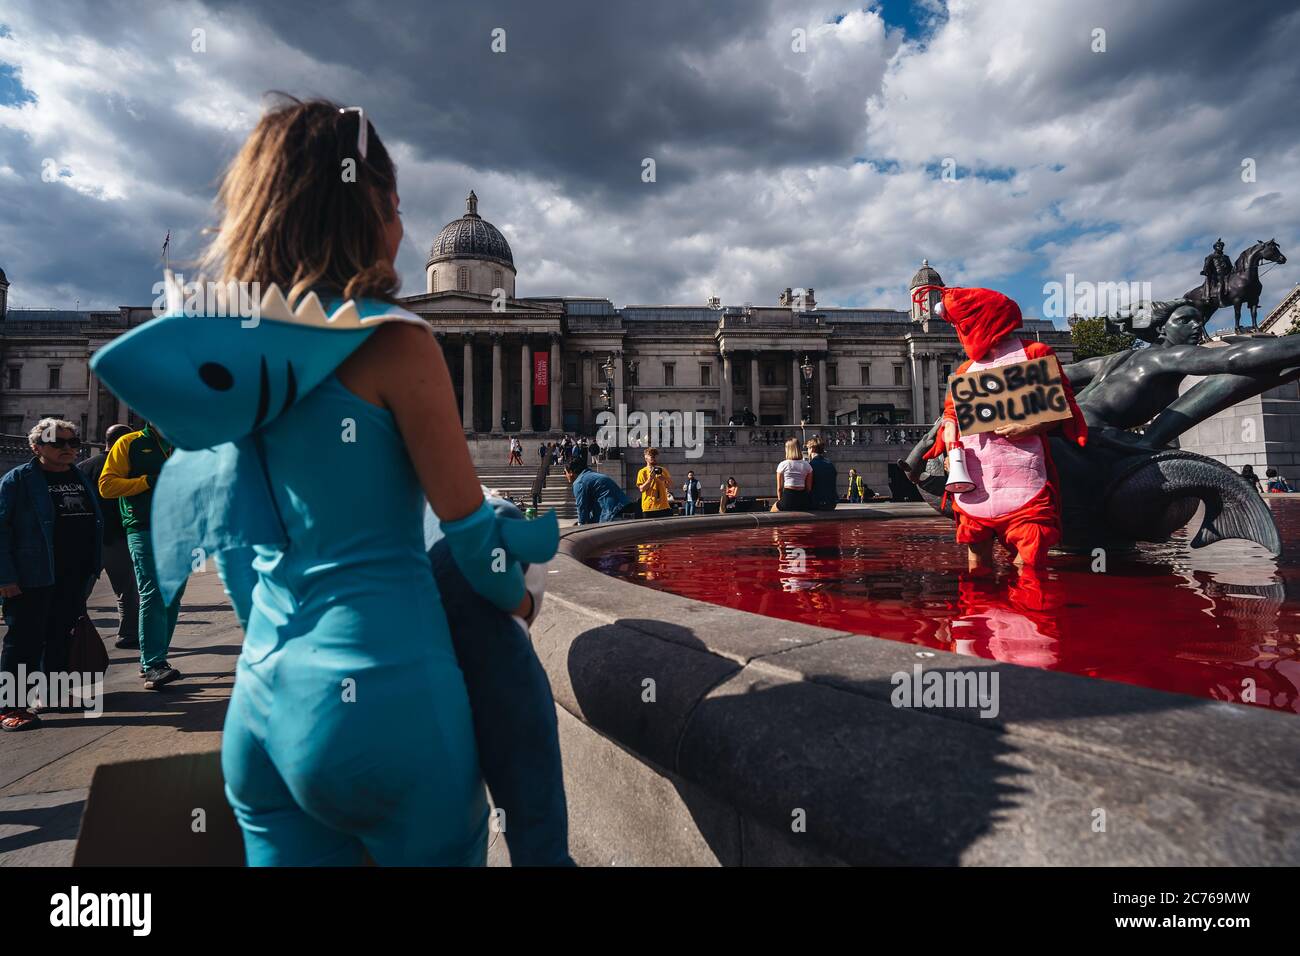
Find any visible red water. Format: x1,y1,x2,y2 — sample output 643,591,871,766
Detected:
587,499,1300,714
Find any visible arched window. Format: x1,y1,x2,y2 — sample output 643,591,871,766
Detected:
458,266,469,291
430,269,438,292
493,269,503,293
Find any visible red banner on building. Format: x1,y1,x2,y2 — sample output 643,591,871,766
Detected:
533,352,549,406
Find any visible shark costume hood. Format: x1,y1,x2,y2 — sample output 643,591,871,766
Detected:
91,273,558,603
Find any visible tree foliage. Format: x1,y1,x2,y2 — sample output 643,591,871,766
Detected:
1069,315,1137,360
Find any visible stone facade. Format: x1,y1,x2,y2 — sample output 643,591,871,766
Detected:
0,192,1075,445
1260,282,1300,335
1175,375,1300,474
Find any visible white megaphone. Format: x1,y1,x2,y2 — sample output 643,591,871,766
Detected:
945,445,976,494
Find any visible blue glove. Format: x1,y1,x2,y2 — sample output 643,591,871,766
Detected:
438,499,559,614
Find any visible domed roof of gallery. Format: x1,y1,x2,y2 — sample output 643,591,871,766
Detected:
427,191,515,270
909,259,943,288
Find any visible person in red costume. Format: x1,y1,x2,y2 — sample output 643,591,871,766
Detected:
914,285,1087,572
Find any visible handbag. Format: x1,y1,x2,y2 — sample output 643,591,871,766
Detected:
67,614,111,675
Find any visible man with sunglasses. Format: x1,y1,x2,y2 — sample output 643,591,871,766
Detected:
0,419,103,731
99,421,187,689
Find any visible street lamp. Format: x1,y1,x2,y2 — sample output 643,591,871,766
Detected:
600,353,616,411
800,354,814,429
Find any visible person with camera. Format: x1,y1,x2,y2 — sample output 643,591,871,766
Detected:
635,448,672,519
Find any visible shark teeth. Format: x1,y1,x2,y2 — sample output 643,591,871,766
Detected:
160,271,427,330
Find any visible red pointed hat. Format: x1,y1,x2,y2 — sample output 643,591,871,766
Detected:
912,285,1023,362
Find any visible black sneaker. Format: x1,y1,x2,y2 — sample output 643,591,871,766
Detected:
143,664,181,689
114,636,140,649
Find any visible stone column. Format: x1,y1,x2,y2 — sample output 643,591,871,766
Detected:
750,353,760,420
86,365,100,442
490,333,503,434
549,335,562,433
520,338,532,432
581,352,593,434
915,351,925,421
928,354,941,423
613,349,625,414
817,356,828,425
462,338,475,431
791,353,802,424
720,351,732,422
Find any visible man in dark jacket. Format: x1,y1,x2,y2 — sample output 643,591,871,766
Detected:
0,418,103,731
78,424,138,649
565,460,630,524
807,437,839,511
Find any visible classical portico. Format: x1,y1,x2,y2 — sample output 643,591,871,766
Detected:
716,310,829,425
414,297,564,433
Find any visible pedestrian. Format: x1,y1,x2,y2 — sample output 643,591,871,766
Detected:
719,476,740,513
681,470,703,516
530,455,551,511
1265,467,1293,493
807,437,838,511
99,421,187,689
635,448,673,519
78,424,139,649
89,97,561,865
1242,464,1263,494
566,458,630,524
773,437,813,511
846,467,863,503
0,419,103,731
508,437,523,466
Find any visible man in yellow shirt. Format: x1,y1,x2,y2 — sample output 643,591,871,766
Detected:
635,448,672,519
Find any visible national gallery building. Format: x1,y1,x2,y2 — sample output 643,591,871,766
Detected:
0,192,1072,442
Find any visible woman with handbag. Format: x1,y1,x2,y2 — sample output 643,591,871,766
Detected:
0,419,103,731
719,477,740,514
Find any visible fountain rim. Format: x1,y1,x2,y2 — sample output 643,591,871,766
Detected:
537,505,1300,865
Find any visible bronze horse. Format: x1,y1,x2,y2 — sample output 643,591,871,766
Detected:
1182,238,1287,332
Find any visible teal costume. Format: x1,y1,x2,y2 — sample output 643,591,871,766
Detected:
91,281,559,865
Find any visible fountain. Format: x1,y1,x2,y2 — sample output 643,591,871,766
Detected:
536,248,1300,866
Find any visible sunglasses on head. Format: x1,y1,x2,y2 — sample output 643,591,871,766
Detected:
40,437,80,449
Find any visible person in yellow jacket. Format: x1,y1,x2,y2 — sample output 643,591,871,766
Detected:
98,422,186,688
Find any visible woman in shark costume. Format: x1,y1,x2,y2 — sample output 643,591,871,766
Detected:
92,99,560,865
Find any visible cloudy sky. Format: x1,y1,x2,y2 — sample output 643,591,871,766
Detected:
1,0,1297,332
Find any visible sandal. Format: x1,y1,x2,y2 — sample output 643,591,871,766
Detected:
0,708,41,732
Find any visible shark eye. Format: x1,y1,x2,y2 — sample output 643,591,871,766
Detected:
199,362,234,391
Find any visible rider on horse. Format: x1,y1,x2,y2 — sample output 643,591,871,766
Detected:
1200,239,1232,308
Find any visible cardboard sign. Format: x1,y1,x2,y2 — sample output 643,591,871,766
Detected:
949,356,1071,436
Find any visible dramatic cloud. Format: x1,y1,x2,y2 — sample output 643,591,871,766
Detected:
0,0,1296,330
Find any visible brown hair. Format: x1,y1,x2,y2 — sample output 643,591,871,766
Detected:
807,436,824,455
200,94,400,305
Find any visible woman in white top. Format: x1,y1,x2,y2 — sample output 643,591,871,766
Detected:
773,437,813,511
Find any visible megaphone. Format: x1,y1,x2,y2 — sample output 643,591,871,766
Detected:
945,446,976,494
